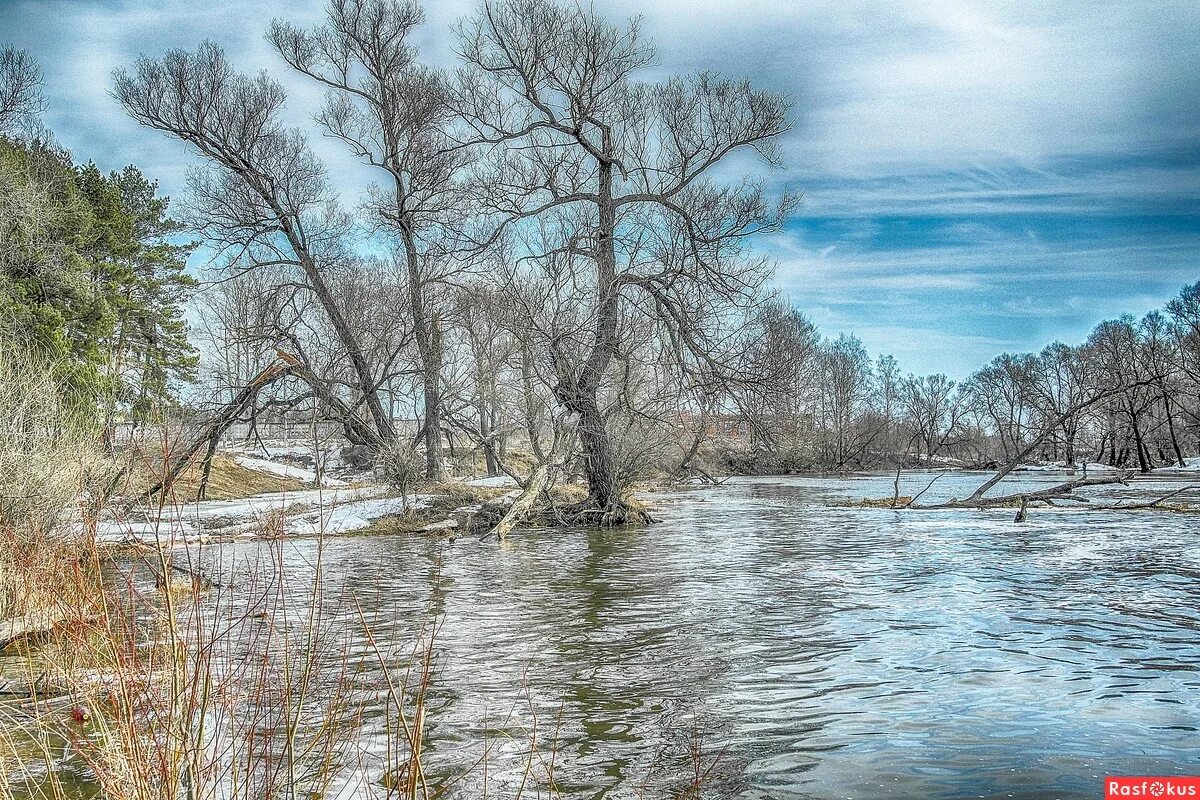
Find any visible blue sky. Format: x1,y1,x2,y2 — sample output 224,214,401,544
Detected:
1,0,1197,377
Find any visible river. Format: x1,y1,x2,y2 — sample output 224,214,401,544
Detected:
8,471,1200,798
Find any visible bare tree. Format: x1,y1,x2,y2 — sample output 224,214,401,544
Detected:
817,334,875,469
1083,316,1157,471
901,373,966,463
269,0,476,479
738,299,821,448
455,0,793,521
113,43,397,447
963,353,1035,462
0,46,43,135
1027,342,1091,464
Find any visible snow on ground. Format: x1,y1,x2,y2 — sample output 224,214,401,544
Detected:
225,441,325,461
93,485,396,544
463,474,518,488
286,495,431,536
92,445,514,546
1156,457,1200,473
1014,461,1121,472
230,454,346,487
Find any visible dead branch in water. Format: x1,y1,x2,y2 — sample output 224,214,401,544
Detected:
486,464,552,541
887,380,1162,514
0,613,65,652
1086,484,1199,511
899,470,947,508
962,380,1160,505
909,472,1135,510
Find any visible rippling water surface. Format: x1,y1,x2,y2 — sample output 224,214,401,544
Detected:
22,472,1200,798
223,472,1200,799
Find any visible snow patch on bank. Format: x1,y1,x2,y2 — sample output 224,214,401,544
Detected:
93,485,396,544
286,496,431,536
462,474,518,488
1014,462,1122,473
230,454,347,487
1156,457,1200,473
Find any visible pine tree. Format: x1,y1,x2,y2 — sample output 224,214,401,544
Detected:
0,137,198,425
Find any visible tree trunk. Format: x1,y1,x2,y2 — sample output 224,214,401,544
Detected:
570,147,622,510
1162,390,1186,467
273,208,395,446
401,230,444,481
1128,405,1151,473
520,344,545,462
479,391,497,477
577,395,619,509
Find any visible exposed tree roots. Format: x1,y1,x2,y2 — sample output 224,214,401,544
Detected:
553,498,655,527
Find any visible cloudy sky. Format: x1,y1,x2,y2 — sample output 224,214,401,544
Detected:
2,0,1197,377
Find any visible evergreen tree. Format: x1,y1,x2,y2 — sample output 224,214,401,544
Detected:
0,137,197,422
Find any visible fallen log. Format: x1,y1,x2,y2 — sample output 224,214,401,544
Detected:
910,472,1134,510
1087,484,1198,511
484,464,551,541
961,380,1160,505
139,356,297,501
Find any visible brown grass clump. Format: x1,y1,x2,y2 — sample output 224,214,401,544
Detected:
841,496,914,509
419,480,510,504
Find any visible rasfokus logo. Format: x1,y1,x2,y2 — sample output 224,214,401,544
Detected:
1106,777,1200,798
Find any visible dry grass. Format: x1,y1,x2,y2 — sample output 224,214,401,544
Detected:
840,496,915,509
366,483,507,536
0,342,109,622
119,451,304,502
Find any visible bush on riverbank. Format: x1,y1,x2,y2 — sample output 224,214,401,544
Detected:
0,342,109,620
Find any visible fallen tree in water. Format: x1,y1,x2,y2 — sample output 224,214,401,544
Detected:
905,470,1135,510
879,380,1195,516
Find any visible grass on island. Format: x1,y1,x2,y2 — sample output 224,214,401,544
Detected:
839,496,914,508
364,481,511,535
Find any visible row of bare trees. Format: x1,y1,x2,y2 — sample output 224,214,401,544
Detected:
11,0,1198,514
735,285,1200,473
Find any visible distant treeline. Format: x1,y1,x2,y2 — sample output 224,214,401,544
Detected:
728,289,1200,473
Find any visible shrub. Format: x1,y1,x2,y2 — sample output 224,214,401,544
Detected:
375,441,422,508
0,340,107,618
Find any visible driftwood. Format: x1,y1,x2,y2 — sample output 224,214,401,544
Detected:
889,381,1166,514
485,464,551,541
1087,484,1198,511
960,380,1160,506
909,472,1134,510
477,420,577,540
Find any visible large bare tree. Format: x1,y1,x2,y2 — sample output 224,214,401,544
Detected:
113,43,398,448
269,0,475,479
456,0,793,521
